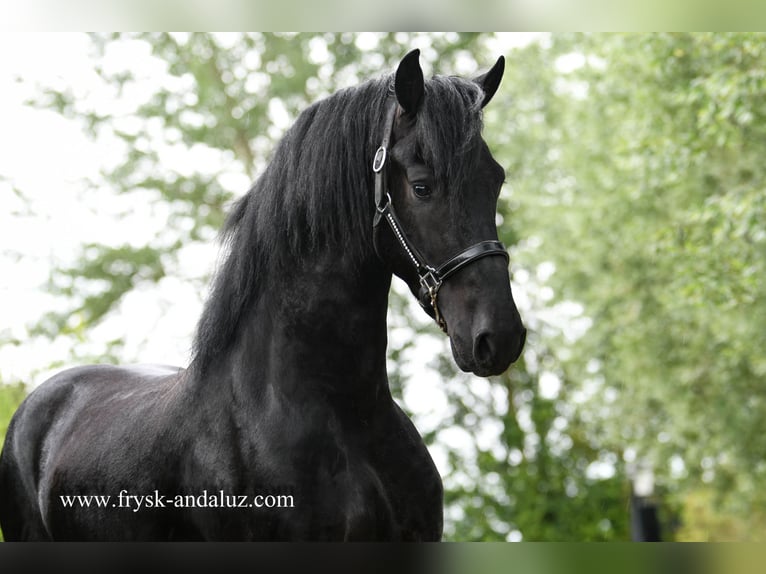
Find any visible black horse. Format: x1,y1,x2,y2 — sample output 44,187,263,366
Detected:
0,49,525,541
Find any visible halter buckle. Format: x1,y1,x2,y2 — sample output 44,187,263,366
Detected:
419,267,441,294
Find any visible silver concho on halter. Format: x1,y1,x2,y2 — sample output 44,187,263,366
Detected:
372,146,387,173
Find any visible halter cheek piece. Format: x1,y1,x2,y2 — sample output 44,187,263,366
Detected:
372,98,510,333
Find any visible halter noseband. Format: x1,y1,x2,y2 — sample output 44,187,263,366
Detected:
372,98,510,333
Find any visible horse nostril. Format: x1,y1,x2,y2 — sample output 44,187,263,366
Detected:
474,327,526,369
473,330,494,366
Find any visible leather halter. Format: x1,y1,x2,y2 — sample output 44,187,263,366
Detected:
372,98,510,333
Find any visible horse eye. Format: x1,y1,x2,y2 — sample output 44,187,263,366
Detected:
412,183,431,199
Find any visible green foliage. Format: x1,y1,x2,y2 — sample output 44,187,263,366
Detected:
0,381,26,452
0,379,27,542
438,357,631,541
33,244,168,340
504,33,766,537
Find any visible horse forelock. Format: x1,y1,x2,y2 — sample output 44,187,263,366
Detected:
417,75,485,198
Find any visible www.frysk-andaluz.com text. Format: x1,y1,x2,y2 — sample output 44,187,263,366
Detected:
59,490,295,512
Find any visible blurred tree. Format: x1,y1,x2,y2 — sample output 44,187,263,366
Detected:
505,33,766,539
0,379,26,453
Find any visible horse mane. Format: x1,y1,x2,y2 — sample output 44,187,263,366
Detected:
190,71,487,375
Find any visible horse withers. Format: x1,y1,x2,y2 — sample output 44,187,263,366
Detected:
0,49,525,541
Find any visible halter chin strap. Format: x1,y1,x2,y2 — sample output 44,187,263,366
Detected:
372,98,509,333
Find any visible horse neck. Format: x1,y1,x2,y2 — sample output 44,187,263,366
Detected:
209,248,393,410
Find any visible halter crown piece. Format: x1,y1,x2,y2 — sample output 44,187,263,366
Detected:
372,97,510,334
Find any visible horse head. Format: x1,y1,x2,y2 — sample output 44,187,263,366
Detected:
374,49,526,377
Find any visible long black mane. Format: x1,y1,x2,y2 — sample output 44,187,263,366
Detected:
190,73,486,375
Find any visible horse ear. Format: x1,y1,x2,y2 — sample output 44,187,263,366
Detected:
475,55,505,108
395,49,424,116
